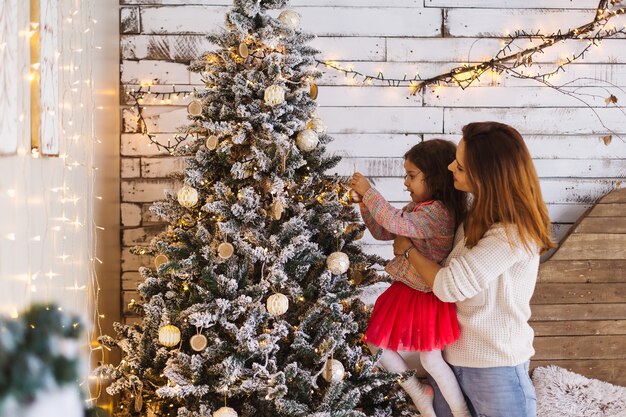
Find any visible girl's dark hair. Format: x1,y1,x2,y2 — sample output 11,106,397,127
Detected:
404,139,467,227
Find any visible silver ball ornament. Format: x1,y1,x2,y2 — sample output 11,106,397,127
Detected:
278,9,301,29
213,407,238,417
322,359,345,382
296,129,319,152
326,251,350,275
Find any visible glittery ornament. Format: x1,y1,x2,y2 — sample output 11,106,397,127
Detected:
213,407,238,417
264,84,285,106
177,185,199,207
158,325,181,347
322,359,345,382
307,117,327,135
187,99,203,116
326,252,350,275
296,129,319,152
278,9,301,29
266,293,289,316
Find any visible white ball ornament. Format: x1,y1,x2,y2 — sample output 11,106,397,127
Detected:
266,293,289,316
278,9,301,29
177,185,199,208
307,117,327,135
326,251,350,275
322,359,345,382
158,324,181,347
213,407,238,417
296,129,319,152
264,84,285,106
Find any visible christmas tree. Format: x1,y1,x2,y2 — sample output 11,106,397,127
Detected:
98,1,413,416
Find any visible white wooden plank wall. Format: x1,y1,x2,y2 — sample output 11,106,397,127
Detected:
118,0,626,300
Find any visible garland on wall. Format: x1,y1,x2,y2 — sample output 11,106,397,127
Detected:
126,0,625,153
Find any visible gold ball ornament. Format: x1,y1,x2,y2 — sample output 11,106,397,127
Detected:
217,242,235,259
154,254,169,268
177,185,199,208
307,117,327,135
264,84,285,106
213,407,238,417
349,189,362,203
322,359,345,382
205,135,219,150
296,129,319,152
158,325,181,347
266,293,289,316
326,251,350,275
278,9,301,29
190,334,208,352
187,99,203,116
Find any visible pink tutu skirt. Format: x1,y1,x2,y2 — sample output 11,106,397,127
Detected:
363,281,460,351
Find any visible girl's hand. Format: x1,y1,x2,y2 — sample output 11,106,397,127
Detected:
350,172,371,196
393,235,413,256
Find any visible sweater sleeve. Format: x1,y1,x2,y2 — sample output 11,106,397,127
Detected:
359,200,395,241
433,225,536,302
361,187,448,239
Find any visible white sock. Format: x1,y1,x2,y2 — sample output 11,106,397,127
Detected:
368,343,437,417
420,350,470,417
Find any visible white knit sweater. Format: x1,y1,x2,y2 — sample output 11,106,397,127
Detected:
433,223,540,368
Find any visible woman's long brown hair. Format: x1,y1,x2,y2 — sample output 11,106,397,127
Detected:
405,139,467,228
461,122,556,252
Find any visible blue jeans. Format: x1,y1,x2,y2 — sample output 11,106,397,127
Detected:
427,361,536,417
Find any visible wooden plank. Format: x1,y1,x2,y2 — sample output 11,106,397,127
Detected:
0,0,18,155
121,60,191,85
122,0,425,6
38,0,59,156
530,303,626,321
445,9,593,37
533,335,626,360
532,283,626,304
387,38,626,64
141,156,185,177
122,225,165,246
121,179,177,202
550,234,626,260
444,107,626,135
574,217,626,233
140,6,442,37
539,260,626,283
122,272,142,291
530,359,626,387
531,320,626,336
326,134,422,157
600,187,626,203
588,203,626,217
424,85,626,108
427,0,596,8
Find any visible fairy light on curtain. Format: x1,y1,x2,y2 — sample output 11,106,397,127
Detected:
0,0,105,409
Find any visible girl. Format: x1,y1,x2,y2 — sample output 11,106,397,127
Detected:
350,139,470,417
394,122,555,417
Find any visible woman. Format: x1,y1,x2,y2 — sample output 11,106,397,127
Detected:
393,122,555,417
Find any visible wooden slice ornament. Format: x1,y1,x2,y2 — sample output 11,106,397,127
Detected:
309,81,318,100
187,99,203,116
272,200,284,220
190,332,208,352
218,241,235,259
205,135,219,150
238,42,249,58
154,254,169,268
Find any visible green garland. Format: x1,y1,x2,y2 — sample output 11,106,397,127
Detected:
0,304,83,410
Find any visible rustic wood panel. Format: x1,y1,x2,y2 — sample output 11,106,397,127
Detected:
600,187,626,203
121,0,425,6
573,217,626,233
530,303,626,321
588,203,626,217
533,335,626,360
427,0,595,8
39,0,59,156
531,320,626,336
531,283,626,304
551,234,626,260
530,359,626,386
539,260,626,283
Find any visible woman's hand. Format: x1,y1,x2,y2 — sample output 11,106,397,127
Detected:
393,235,413,256
350,172,372,196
